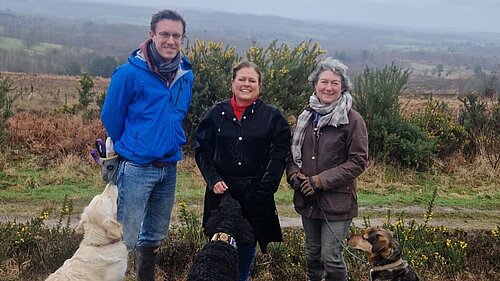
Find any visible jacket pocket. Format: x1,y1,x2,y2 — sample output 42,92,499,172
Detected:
318,187,354,215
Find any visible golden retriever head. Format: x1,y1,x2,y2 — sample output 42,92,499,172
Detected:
347,227,402,266
75,183,122,246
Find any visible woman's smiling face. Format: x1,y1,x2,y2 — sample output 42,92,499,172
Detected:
315,70,342,104
232,67,261,105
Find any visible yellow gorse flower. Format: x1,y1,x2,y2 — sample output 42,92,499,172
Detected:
492,226,499,237
445,239,452,247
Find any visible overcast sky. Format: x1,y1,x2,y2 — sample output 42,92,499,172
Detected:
81,0,500,33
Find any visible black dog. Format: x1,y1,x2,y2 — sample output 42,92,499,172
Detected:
348,227,419,281
187,194,254,281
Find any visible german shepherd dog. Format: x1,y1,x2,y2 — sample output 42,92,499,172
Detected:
347,227,419,281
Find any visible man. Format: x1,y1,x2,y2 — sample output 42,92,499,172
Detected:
101,9,194,281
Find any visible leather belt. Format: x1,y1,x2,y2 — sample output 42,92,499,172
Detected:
119,156,173,168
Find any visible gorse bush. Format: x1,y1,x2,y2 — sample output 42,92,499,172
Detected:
183,40,241,151
353,63,410,120
458,91,500,169
353,64,434,170
246,40,324,117
0,196,79,280
411,98,469,159
458,92,488,158
0,74,19,146
253,227,307,280
382,116,435,171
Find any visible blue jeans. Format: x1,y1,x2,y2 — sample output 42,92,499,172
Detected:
116,160,177,251
238,244,256,281
301,217,352,281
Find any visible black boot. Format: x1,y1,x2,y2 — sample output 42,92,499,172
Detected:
324,270,347,281
136,246,158,281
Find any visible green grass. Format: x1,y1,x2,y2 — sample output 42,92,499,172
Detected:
1,154,498,230
0,36,63,54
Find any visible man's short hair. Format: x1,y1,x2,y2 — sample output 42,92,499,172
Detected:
150,9,186,35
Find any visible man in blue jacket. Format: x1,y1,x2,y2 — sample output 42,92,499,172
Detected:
101,9,194,281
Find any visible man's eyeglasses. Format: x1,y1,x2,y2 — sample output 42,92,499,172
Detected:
157,32,183,41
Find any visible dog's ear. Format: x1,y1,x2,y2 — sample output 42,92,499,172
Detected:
371,235,390,255
103,218,123,240
75,213,87,234
75,220,85,234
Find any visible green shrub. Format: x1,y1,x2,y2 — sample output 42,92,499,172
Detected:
353,63,410,120
353,64,434,170
56,72,100,120
0,196,79,279
253,228,306,280
368,114,434,171
411,98,469,158
458,92,500,169
458,92,488,158
0,74,19,146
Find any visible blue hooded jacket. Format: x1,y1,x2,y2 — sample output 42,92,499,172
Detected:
101,49,194,164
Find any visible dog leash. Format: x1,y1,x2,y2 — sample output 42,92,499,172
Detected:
313,194,370,265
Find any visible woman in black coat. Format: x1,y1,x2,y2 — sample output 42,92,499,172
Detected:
194,60,291,281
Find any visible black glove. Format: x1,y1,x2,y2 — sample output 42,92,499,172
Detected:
300,176,321,197
289,173,307,191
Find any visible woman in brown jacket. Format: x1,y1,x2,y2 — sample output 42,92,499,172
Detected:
286,57,368,281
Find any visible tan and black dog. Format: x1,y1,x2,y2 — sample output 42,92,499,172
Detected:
348,227,419,281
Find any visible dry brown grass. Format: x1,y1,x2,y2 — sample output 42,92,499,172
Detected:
44,154,98,184
6,112,105,161
359,157,499,196
3,71,109,113
401,92,463,116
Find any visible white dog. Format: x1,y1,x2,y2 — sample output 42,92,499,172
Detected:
45,183,128,281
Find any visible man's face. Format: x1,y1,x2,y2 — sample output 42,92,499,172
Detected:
149,19,184,61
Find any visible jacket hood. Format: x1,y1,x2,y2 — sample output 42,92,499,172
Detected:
128,48,192,73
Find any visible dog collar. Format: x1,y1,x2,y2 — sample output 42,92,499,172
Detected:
89,238,122,247
371,258,404,271
211,232,237,248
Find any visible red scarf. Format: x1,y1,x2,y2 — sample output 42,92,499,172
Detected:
230,95,256,121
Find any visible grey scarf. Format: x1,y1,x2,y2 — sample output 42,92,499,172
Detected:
147,41,181,83
291,91,353,168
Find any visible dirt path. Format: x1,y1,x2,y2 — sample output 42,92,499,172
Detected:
279,205,500,230
7,204,496,231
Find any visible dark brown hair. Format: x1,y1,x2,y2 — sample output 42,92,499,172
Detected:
150,9,186,35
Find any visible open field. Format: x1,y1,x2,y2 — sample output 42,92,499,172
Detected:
3,71,109,113
4,70,483,116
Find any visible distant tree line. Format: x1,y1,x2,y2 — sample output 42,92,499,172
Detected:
1,11,500,79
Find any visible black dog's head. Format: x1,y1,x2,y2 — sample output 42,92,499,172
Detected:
347,227,402,266
203,193,255,246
